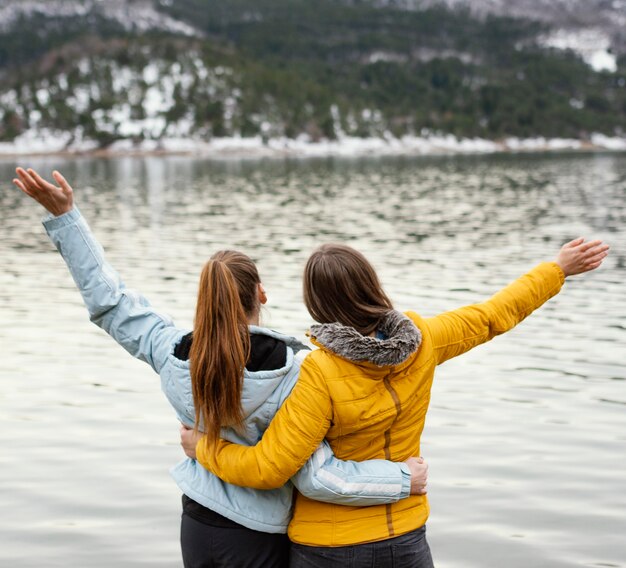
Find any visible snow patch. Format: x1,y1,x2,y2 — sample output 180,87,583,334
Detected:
590,133,626,151
112,67,135,93
0,128,73,154
540,29,617,73
0,0,201,37
505,137,583,151
3,130,624,158
66,86,92,114
142,63,161,86
367,51,408,64
35,89,50,107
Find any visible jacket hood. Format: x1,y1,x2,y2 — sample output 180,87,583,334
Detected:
169,325,308,422
309,310,421,367
248,325,309,354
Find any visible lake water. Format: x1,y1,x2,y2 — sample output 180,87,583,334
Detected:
0,152,625,568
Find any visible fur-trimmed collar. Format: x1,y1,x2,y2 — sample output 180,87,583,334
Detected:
309,310,421,367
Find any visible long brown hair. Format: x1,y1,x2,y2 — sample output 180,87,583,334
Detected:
190,250,260,444
303,243,393,336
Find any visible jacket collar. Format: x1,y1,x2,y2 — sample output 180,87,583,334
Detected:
248,324,309,355
309,310,421,367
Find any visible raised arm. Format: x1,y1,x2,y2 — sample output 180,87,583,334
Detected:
426,238,609,365
13,168,184,374
193,357,333,489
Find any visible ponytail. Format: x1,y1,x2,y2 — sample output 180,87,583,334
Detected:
190,259,250,444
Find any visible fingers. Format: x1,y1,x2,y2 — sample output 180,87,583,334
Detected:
27,168,58,192
16,167,69,194
564,237,585,248
563,238,606,255
407,455,429,495
583,243,609,258
16,167,57,198
545,236,609,278
14,166,74,215
582,253,609,272
53,170,73,195
15,167,40,192
14,169,44,201
585,249,609,265
578,242,609,271
577,239,604,253
12,177,35,198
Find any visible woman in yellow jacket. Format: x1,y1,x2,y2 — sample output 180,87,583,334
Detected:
183,239,608,567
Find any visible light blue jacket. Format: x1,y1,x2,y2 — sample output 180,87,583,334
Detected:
43,208,411,533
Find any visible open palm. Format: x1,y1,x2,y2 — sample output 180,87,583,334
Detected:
13,167,74,216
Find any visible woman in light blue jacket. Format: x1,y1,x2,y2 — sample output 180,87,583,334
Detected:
13,167,426,568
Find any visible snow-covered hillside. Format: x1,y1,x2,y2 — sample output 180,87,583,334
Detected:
0,0,624,155
384,0,626,70
0,0,200,36
1,0,623,72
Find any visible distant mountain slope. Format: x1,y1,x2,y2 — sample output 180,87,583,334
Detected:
0,0,624,150
381,0,625,45
412,0,626,71
0,0,199,35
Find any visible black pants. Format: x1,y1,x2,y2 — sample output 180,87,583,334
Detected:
290,526,434,568
180,495,290,568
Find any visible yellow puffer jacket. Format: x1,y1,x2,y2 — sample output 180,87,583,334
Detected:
197,262,565,546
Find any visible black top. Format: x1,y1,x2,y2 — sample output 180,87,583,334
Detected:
174,332,287,372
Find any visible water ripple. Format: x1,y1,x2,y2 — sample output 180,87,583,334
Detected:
1,153,625,567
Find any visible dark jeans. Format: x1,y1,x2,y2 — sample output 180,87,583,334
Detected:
180,496,290,568
290,526,434,568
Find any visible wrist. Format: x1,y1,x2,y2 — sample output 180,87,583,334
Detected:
399,462,412,498
57,205,74,216
42,207,81,230
554,259,570,278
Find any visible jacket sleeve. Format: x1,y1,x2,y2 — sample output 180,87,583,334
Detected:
425,262,565,366
196,357,332,489
43,208,184,374
291,441,411,505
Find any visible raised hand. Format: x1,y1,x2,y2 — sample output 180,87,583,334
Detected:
405,456,428,495
13,167,74,216
555,237,610,277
